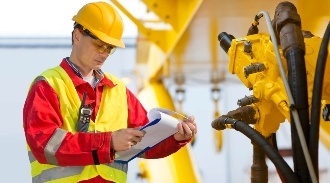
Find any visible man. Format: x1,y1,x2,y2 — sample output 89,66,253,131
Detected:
23,1,197,183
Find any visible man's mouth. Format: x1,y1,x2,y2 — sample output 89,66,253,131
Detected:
95,60,104,64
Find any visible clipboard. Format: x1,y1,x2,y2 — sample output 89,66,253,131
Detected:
114,108,188,163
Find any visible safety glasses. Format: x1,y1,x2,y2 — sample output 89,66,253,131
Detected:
80,28,117,55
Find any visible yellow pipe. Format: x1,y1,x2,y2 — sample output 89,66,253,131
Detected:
137,81,202,183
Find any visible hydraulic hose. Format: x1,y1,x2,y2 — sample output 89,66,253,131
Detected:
309,21,330,180
271,134,286,183
272,2,311,182
218,3,318,182
212,116,299,183
247,14,263,36
256,7,317,183
251,143,268,183
286,47,311,182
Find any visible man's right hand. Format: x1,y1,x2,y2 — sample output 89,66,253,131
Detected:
111,128,145,152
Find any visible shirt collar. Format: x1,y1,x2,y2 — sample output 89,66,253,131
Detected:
60,58,115,88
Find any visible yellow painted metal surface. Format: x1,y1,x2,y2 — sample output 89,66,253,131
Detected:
111,0,203,81
227,33,330,137
296,1,330,37
212,108,223,152
227,34,288,136
137,81,202,183
303,37,330,150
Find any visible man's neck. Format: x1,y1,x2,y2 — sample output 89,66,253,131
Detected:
68,56,93,77
67,56,94,77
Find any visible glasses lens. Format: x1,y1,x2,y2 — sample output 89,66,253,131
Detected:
98,45,116,55
81,28,117,55
109,47,116,55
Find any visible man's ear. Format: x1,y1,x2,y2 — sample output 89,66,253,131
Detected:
73,29,81,43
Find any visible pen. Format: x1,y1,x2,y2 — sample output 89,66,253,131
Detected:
156,108,189,121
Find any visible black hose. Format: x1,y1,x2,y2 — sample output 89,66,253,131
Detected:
285,47,311,182
309,21,330,179
234,121,299,183
247,14,263,36
211,117,299,183
271,134,287,183
273,2,311,181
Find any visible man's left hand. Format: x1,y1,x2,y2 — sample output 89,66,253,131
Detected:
174,116,197,141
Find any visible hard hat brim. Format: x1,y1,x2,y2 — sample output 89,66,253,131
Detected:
93,29,125,48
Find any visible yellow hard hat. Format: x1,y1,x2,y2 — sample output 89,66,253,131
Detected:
72,1,125,48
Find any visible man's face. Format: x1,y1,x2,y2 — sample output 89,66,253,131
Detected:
73,28,116,72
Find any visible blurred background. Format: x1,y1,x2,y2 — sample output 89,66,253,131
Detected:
0,0,329,182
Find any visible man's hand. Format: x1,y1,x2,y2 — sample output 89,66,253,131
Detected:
111,128,145,152
174,116,197,141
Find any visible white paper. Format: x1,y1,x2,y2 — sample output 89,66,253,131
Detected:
114,108,185,163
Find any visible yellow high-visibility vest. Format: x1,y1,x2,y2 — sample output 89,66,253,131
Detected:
28,66,128,183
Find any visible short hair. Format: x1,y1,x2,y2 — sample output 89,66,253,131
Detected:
71,22,83,45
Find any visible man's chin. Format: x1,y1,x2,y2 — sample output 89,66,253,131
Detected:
93,65,103,70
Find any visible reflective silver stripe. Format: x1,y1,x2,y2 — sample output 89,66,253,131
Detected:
32,166,84,183
32,76,46,86
28,151,37,163
104,161,128,172
44,128,67,165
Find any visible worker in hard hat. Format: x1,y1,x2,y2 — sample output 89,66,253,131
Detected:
22,1,197,183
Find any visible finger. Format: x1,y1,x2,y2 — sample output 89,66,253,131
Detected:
188,115,195,122
183,116,197,133
177,123,185,135
182,123,193,137
131,135,142,143
128,141,135,148
130,129,145,137
185,122,197,134
140,130,146,135
183,116,196,125
127,141,132,148
182,121,196,133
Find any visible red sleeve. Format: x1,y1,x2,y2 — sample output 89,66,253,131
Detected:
145,136,190,159
125,89,189,159
126,89,149,128
23,80,112,166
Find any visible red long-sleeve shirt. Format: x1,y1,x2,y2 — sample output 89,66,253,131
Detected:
23,59,188,182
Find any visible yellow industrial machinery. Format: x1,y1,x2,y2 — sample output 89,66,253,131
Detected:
110,0,329,182
212,2,329,183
